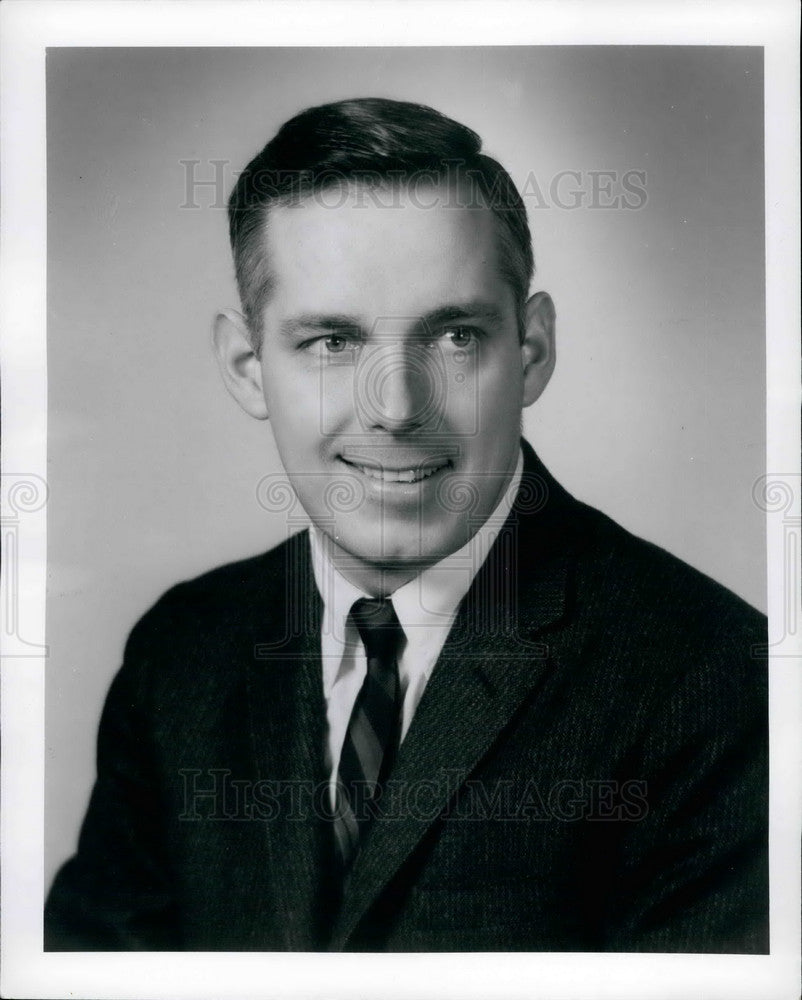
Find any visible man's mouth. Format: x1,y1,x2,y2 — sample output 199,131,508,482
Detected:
340,456,452,485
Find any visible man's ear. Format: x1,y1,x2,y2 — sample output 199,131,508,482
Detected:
212,309,269,420
521,291,556,407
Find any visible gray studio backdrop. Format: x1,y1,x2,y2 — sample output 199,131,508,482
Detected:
46,47,765,883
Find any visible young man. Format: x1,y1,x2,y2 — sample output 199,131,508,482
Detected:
45,98,768,952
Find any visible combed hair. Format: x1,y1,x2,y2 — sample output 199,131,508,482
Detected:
228,98,534,351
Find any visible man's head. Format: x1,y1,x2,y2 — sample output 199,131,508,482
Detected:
214,98,555,593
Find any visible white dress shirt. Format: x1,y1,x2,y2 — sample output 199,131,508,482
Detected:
309,450,524,807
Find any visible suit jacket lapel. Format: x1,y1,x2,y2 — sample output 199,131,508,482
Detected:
331,446,582,948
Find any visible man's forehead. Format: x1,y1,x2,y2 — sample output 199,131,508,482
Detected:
262,184,508,318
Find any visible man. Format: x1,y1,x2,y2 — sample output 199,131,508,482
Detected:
45,98,768,952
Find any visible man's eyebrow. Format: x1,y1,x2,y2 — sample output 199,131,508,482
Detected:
280,314,363,338
419,302,505,330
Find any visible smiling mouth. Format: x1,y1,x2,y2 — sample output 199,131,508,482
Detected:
340,456,452,484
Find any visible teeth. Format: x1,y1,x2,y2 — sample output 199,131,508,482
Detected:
352,462,447,484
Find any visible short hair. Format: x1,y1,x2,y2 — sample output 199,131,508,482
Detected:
228,98,534,353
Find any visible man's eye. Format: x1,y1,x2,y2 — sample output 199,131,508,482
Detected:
310,332,358,354
324,334,350,353
442,326,477,347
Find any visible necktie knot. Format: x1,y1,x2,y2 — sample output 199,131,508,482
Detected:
350,597,404,662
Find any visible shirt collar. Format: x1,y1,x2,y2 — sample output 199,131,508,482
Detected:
310,448,524,693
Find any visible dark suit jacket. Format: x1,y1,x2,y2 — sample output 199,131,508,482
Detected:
45,441,768,952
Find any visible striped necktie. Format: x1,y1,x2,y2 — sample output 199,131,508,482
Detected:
334,597,404,871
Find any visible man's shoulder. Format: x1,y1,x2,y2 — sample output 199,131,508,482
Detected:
557,496,766,667
588,502,762,618
125,529,310,653
519,491,768,744
519,442,764,639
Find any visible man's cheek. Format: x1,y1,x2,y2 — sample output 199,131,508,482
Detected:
315,358,359,436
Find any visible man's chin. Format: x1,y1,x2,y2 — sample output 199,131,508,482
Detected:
323,528,468,577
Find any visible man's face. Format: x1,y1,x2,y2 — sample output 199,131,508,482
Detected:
256,184,535,581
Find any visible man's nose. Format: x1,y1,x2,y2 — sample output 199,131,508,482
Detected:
354,342,444,432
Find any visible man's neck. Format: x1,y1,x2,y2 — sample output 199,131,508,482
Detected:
315,551,427,598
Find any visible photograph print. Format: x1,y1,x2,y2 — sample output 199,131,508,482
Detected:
42,45,768,954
